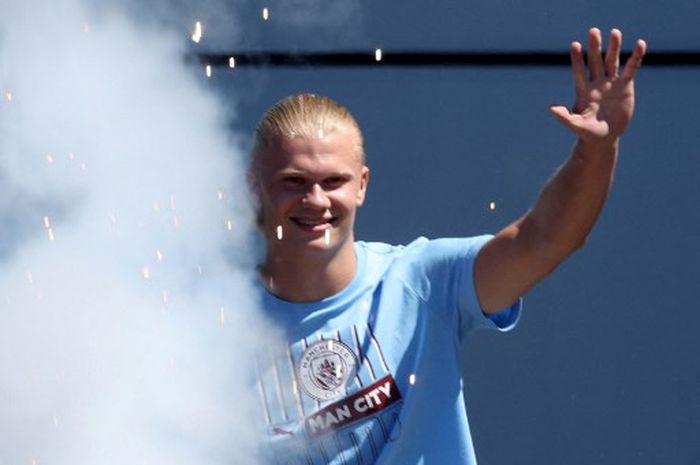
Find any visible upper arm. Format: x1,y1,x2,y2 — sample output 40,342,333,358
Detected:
474,216,564,315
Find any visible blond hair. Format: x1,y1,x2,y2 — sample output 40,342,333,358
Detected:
252,93,365,166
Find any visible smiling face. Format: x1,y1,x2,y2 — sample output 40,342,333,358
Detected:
252,127,369,261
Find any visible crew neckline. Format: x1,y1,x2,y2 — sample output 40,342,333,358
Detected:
259,242,367,313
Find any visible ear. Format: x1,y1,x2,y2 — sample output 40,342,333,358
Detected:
247,168,262,210
356,166,370,206
247,168,266,230
247,168,260,197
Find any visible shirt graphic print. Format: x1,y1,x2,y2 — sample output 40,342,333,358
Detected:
256,322,403,465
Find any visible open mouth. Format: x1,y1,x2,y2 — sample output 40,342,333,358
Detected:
290,217,337,232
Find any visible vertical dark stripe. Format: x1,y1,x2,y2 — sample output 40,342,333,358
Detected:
338,329,364,388
366,426,379,460
349,326,365,388
333,433,347,465
353,324,377,380
318,440,331,465
377,416,390,442
349,431,364,465
287,344,305,417
255,357,272,425
271,356,289,422
367,322,390,372
310,336,322,410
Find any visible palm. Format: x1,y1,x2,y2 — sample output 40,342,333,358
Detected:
574,73,635,139
550,28,647,143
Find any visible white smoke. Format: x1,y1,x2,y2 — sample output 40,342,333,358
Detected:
0,1,273,464
265,0,365,40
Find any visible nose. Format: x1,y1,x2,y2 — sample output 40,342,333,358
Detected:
302,183,331,209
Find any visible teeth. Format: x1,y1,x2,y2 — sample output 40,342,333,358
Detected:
296,219,327,226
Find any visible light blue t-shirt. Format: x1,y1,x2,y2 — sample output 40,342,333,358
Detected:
256,236,521,465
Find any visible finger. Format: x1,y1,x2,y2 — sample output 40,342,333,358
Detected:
549,105,580,132
549,105,571,121
604,28,622,77
622,38,648,80
587,27,605,80
570,41,586,96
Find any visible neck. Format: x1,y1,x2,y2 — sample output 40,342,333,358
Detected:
260,241,358,302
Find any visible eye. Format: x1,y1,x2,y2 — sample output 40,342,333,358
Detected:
323,176,348,189
282,176,306,186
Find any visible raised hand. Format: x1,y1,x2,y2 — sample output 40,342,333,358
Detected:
549,28,647,144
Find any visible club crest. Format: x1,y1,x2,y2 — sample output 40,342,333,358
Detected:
298,339,358,401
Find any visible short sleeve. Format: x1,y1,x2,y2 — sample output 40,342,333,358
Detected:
455,235,522,338
390,236,522,344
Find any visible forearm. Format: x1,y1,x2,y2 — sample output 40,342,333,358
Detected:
474,29,645,314
520,137,619,261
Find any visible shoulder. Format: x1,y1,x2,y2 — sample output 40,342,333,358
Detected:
356,235,493,280
358,235,492,260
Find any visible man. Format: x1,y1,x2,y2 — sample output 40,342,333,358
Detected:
249,28,646,464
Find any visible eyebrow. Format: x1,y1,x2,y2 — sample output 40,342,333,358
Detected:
276,168,355,178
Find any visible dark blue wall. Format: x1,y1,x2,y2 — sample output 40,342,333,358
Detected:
210,2,700,462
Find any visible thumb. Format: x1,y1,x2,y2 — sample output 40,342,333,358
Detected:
548,105,579,132
549,104,572,122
